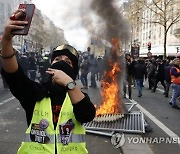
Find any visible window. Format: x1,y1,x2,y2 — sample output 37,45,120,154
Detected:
170,25,173,34
149,31,151,39
159,27,161,37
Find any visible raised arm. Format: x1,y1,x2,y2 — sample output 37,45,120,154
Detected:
1,10,28,73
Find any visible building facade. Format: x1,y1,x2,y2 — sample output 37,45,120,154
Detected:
126,0,180,57
0,0,14,34
0,0,66,53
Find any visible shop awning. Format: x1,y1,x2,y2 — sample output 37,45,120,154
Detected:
140,45,180,57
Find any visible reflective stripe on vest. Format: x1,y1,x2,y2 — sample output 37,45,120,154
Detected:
24,133,54,143
171,67,180,84
57,134,85,143
23,133,85,143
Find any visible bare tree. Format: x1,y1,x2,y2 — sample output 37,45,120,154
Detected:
138,0,180,58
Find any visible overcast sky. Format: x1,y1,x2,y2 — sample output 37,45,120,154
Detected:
32,0,90,51
32,0,124,51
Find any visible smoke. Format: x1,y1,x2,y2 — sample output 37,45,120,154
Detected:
80,0,129,113
80,0,130,43
91,0,129,41
80,0,129,72
82,0,129,69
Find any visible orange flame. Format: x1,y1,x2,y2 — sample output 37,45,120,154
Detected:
96,38,123,116
96,38,122,116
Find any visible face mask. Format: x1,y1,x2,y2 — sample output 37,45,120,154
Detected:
50,60,77,80
46,61,77,96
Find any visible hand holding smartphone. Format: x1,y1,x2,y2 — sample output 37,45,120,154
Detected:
11,4,35,35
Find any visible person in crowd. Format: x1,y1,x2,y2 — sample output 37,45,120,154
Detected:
77,51,83,80
169,58,180,109
0,9,95,154
89,54,98,88
38,53,50,82
131,57,137,88
152,59,166,93
96,56,103,81
147,60,156,90
80,56,89,89
123,54,133,99
164,60,173,97
28,52,37,81
19,53,29,76
133,57,147,97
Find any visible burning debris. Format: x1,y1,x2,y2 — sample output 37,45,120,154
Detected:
93,114,124,122
95,38,126,118
84,112,146,134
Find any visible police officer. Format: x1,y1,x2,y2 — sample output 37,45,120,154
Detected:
0,9,95,154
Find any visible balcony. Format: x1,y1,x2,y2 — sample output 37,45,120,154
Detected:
174,28,180,36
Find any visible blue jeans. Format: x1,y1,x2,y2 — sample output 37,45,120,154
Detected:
80,73,88,87
135,79,143,95
170,83,180,106
90,72,97,88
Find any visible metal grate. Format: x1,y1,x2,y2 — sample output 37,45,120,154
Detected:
84,111,145,134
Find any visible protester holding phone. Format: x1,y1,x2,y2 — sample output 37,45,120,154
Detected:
0,5,95,154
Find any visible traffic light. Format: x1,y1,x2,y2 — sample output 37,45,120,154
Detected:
148,42,151,51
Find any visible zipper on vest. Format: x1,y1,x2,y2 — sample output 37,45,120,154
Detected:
55,134,57,154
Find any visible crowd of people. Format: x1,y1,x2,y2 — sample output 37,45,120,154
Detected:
78,51,180,110
75,51,180,110
1,47,180,110
78,49,103,89
18,51,51,81
0,51,51,85
123,54,180,109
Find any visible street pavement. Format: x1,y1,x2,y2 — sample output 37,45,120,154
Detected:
128,82,180,154
0,76,180,154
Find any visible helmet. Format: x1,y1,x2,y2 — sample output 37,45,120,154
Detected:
51,44,79,73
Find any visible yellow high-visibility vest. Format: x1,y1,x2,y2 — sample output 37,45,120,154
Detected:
17,94,88,154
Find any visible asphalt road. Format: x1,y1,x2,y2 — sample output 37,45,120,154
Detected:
128,82,180,154
0,78,180,154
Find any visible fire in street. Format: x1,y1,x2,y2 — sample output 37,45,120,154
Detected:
96,38,124,118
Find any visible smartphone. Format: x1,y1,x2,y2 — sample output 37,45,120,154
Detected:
12,4,35,35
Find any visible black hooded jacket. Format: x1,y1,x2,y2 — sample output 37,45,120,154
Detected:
133,60,147,79
1,64,95,127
